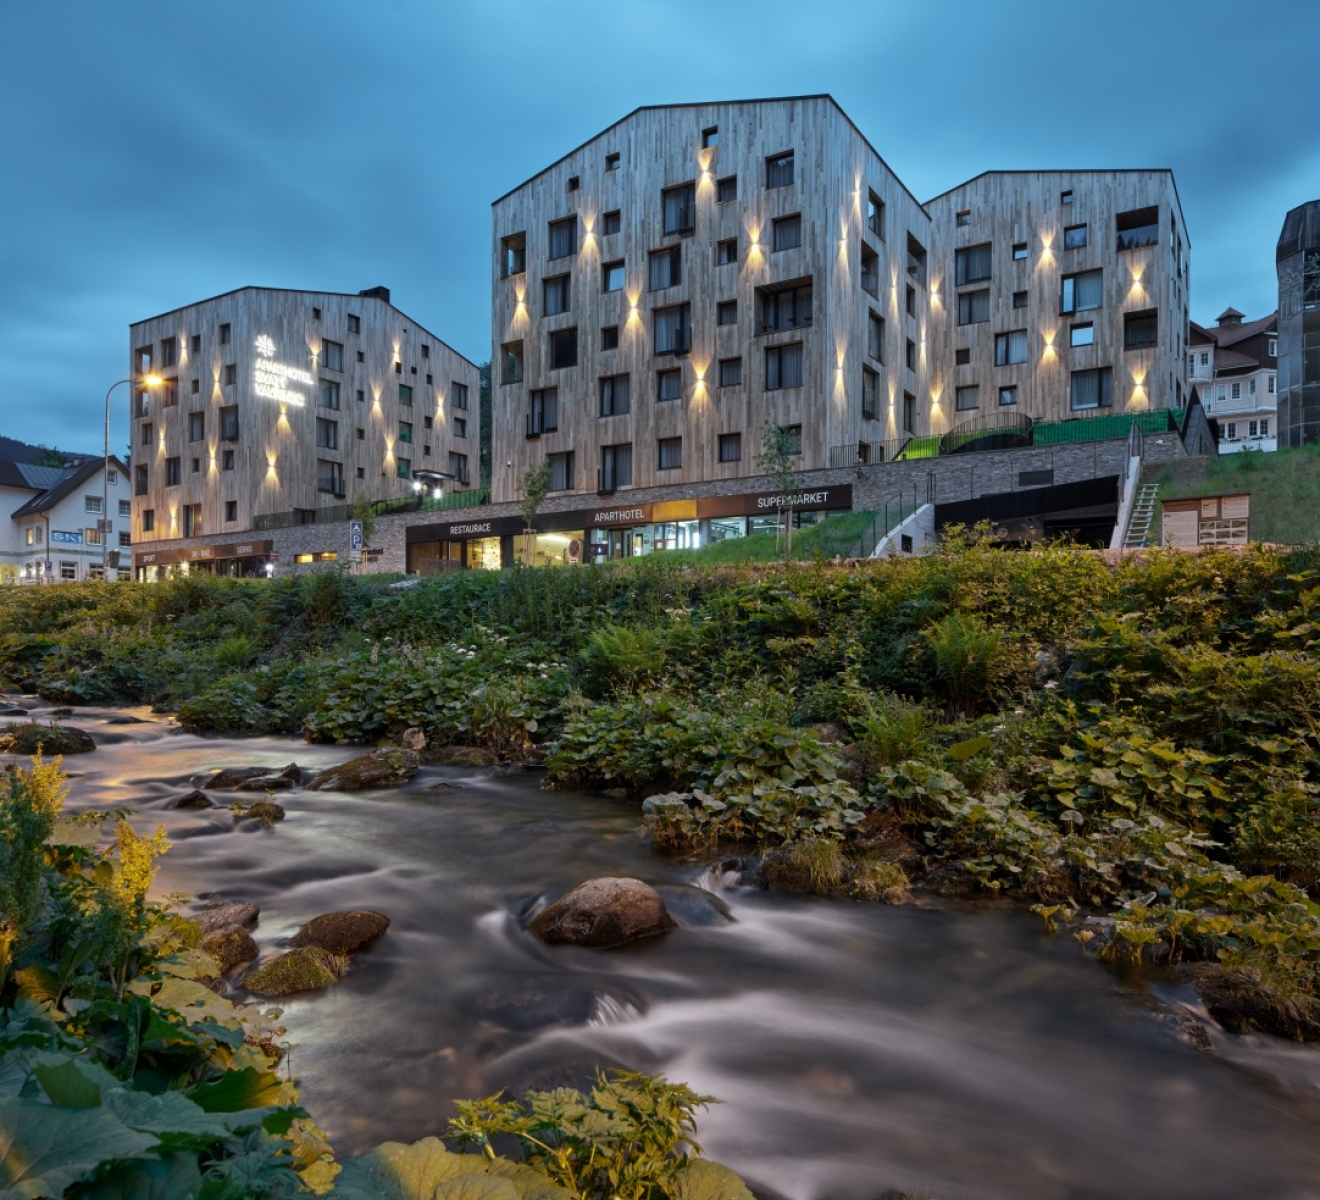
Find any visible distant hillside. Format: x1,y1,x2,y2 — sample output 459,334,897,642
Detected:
0,435,80,466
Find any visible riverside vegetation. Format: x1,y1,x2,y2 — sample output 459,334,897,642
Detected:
4,536,1320,1184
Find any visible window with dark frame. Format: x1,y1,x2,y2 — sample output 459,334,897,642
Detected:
312,307,322,320
323,340,343,371
548,218,576,260
222,364,236,386
188,412,205,442
601,325,620,350
600,374,630,416
955,348,971,365
606,152,620,171
716,176,737,203
717,238,738,265
1061,190,1074,205
1012,242,1028,260
544,274,571,315
1124,309,1158,350
398,383,412,407
190,334,201,353
766,151,794,188
717,300,738,326
1061,269,1103,313
347,313,360,333
529,388,558,434
649,246,682,290
191,378,199,395
995,329,1028,365
868,311,884,361
1116,206,1160,251
602,209,621,235
141,422,153,445
955,243,992,285
765,343,803,390
160,337,177,367
955,384,980,411
862,366,879,418
906,285,916,317
219,323,231,345
222,449,235,470
549,327,578,369
1070,366,1113,410
759,282,812,331
502,232,527,276
657,369,683,401
602,260,625,293
999,386,1018,406
861,243,879,297
502,341,524,383
956,210,971,227
599,443,632,491
718,357,742,387
903,392,916,433
320,380,341,410
905,338,916,370
1070,323,1094,348
653,304,691,355
567,175,580,192
1012,290,1028,309
867,191,885,240
702,125,718,147
135,467,149,496
657,437,683,470
225,501,237,522
165,457,181,486
1064,224,1088,250
718,433,741,462
662,183,696,235
316,417,339,449
548,451,574,491
772,214,802,252
397,421,412,445
317,460,344,496
957,289,990,326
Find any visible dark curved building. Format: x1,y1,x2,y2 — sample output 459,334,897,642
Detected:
1277,200,1320,446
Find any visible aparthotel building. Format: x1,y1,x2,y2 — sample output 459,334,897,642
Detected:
925,171,1190,427
128,286,480,578
1188,307,1278,452
490,97,933,512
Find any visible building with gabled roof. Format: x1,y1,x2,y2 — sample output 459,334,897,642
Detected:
1188,306,1278,451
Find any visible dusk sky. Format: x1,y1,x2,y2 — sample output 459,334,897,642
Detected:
2,0,1317,456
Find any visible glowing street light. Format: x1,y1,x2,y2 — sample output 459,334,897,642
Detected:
101,372,162,582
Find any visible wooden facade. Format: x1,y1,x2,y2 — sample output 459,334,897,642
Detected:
925,171,1190,428
128,288,480,546
489,97,933,504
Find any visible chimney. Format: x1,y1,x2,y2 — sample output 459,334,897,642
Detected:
358,286,391,304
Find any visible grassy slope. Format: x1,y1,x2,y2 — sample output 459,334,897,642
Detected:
1156,444,1320,544
661,509,879,564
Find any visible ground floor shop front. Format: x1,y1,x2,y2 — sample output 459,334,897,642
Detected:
134,539,275,581
404,485,853,572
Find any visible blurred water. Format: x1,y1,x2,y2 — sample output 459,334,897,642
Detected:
41,704,1320,1200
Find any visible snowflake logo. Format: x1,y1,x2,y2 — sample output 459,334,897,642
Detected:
255,335,276,358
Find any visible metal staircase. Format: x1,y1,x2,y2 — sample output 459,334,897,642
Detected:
1123,483,1160,549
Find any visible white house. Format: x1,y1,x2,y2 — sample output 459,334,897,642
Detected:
0,457,134,583
1188,307,1279,453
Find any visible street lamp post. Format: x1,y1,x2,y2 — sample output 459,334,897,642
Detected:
102,374,161,582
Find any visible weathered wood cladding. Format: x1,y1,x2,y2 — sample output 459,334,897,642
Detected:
128,289,480,543
490,98,933,504
925,171,1190,427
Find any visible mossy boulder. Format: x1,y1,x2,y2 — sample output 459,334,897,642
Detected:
289,909,390,954
206,763,302,790
238,799,286,825
424,745,499,768
306,748,419,791
194,902,260,935
1179,962,1320,1041
201,925,259,972
172,789,214,810
528,878,674,949
243,947,347,996
758,839,847,895
1,722,95,755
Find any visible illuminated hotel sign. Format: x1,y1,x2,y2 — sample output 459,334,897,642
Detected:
253,336,313,406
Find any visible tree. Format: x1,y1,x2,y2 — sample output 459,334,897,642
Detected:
350,494,377,573
756,418,802,556
518,460,553,566
33,445,67,468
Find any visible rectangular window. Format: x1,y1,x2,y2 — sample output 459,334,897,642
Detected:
956,348,970,365
216,405,237,440
657,437,683,470
85,526,104,548
995,329,1029,365
188,411,205,441
772,214,802,252
649,246,682,290
862,366,879,418
955,385,980,411
955,243,992,285
718,432,742,462
1268,337,1278,357
717,237,738,265
1063,224,1088,250
1269,374,1277,395
906,285,916,317
717,175,737,203
906,233,928,286
600,443,632,491
903,392,916,433
317,459,344,495
84,495,102,514
547,451,574,491
719,357,742,387
906,338,916,370
1013,242,1028,260
1116,205,1160,251
219,323,231,345
165,457,181,486
160,337,177,367
399,383,413,406
867,191,885,240
191,378,200,395
957,289,990,325
861,243,880,298
135,465,148,495
654,303,691,355
396,457,411,479
717,299,738,326
222,449,234,470
136,345,153,373
544,274,571,315
1013,290,1028,309
601,325,620,350
118,499,131,517
454,417,467,439
760,283,812,331
1061,269,1103,313
766,151,794,188
657,368,683,401
1124,309,1158,350
190,333,201,353
702,125,718,148
312,307,322,321
59,561,77,580
191,457,200,474
347,313,360,333
549,327,578,369
452,382,469,410
548,218,576,260
663,183,695,235
602,260,625,293
163,381,179,407
316,417,339,449
765,343,803,390
567,176,580,192
119,531,132,547
319,379,341,409
224,500,237,522
502,232,527,276
784,425,802,454
1061,190,1073,205
956,210,971,227
142,508,154,531
602,209,621,236
323,340,343,370
600,374,631,416
1231,382,1241,400
999,386,1018,406
606,153,620,172
868,311,885,361
529,388,558,434
502,341,524,383
1070,323,1094,347
449,451,470,484
1070,366,1113,410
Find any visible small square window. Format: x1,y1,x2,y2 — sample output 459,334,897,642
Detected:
999,386,1018,406
1061,190,1074,204
191,378,199,394
356,467,365,479
223,364,236,386
657,437,683,470
718,357,742,387
222,449,234,470
1012,290,1028,309
702,125,719,148
421,344,430,359
348,313,361,333
1012,242,1028,260
356,427,365,440
567,175,580,192
191,457,200,473
716,176,737,203
190,334,201,352
426,373,433,384
603,260,625,292
602,325,620,350
356,389,365,403
955,385,980,411
1070,323,1094,347
411,366,417,375
602,209,621,235
718,238,738,265
357,350,365,363
225,500,237,522
313,306,322,320
1064,223,1088,249
219,323,231,344
395,361,402,374
717,300,738,326
955,348,971,365
956,210,971,227
772,214,801,252
657,369,683,401
718,433,741,463
606,152,620,171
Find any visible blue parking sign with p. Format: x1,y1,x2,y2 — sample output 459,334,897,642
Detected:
349,520,364,551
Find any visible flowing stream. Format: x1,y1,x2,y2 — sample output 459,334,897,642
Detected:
38,705,1320,1200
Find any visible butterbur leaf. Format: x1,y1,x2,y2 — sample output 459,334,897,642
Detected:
668,1160,756,1200
32,1057,111,1109
188,1066,286,1113
105,1087,233,1146
0,1097,158,1200
947,735,991,762
78,1153,203,1200
431,1176,519,1200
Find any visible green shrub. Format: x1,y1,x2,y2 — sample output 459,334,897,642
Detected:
577,623,669,697
177,675,271,734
